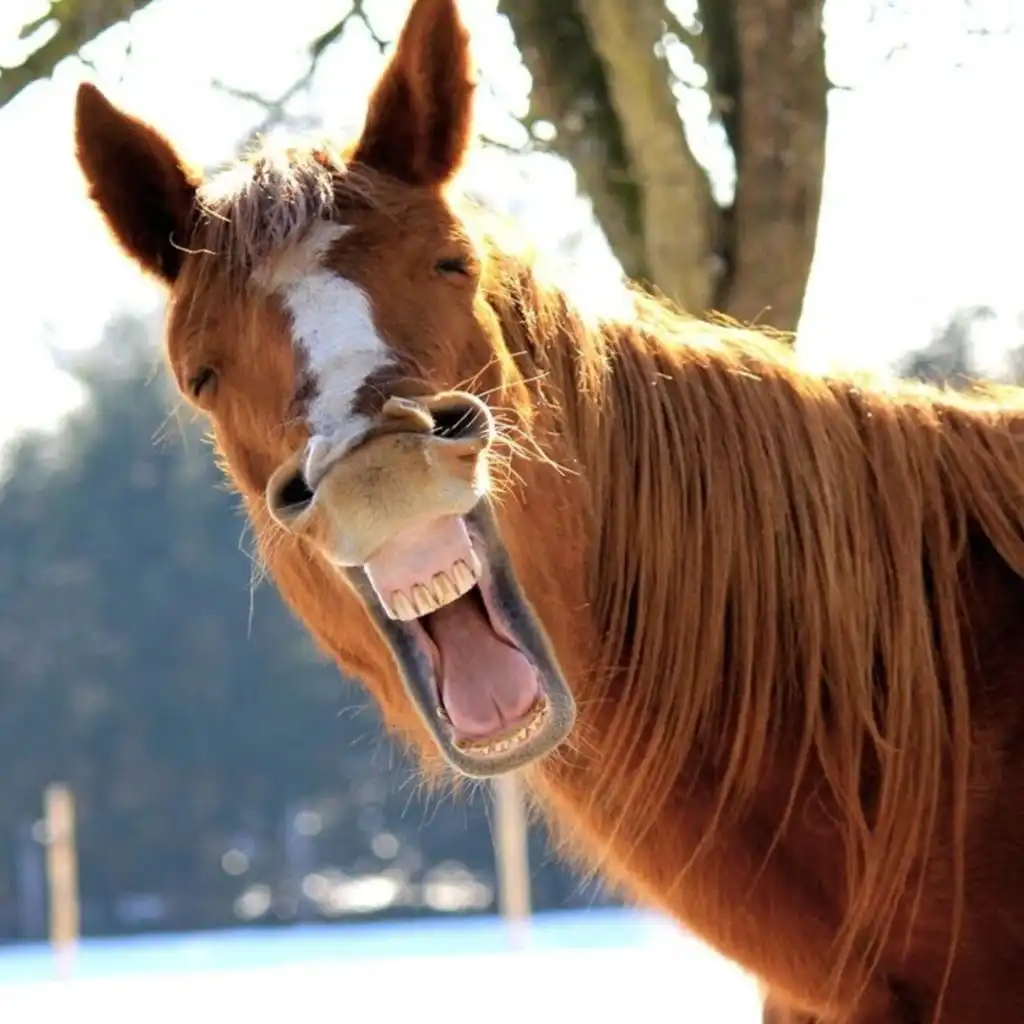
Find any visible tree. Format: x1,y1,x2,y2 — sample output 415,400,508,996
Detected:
4,0,828,330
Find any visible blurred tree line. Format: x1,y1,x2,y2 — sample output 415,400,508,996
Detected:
0,314,608,942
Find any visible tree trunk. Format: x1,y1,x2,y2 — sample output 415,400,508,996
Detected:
722,0,828,330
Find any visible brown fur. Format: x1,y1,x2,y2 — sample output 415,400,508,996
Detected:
72,1,1024,1020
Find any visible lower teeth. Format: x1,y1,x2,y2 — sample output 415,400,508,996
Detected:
455,701,547,755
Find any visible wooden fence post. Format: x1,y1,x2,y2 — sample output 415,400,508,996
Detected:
492,772,532,949
43,783,79,979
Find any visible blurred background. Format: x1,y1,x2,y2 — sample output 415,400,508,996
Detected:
0,0,1021,1021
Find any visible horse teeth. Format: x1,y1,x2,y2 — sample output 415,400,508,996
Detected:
458,702,547,755
391,591,415,621
411,583,437,616
452,560,476,593
382,556,480,621
432,571,458,606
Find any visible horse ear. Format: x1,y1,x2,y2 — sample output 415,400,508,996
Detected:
74,83,199,285
351,0,475,187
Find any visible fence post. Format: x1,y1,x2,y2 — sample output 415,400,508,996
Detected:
491,772,531,950
43,783,79,979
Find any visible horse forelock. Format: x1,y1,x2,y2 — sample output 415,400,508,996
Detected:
186,142,381,288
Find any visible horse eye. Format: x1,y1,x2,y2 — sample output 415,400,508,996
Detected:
435,256,471,277
189,367,217,400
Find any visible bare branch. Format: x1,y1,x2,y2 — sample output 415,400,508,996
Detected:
0,0,156,110
209,0,389,152
213,0,540,169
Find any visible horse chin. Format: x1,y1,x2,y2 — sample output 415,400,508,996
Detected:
343,502,577,778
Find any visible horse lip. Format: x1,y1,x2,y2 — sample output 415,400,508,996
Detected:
342,501,577,777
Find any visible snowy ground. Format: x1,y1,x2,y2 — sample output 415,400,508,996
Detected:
0,911,762,1023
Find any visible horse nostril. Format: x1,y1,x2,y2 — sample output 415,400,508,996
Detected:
267,466,315,523
429,397,491,441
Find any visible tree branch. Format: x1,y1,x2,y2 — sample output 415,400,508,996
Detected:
212,2,536,178
210,0,387,152
0,0,157,110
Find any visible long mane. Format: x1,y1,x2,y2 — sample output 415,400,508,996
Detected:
482,241,1024,988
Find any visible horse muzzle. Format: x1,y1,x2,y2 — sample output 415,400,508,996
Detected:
264,390,577,778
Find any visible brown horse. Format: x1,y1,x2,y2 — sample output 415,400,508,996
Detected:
71,0,1024,1019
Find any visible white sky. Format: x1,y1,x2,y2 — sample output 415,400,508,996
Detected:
0,0,1021,451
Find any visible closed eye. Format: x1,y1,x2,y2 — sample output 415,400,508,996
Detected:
434,255,472,277
188,367,217,399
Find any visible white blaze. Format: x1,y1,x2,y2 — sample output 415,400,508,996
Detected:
270,223,393,484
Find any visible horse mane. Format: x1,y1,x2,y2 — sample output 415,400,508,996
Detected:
179,144,1024,994
481,244,1024,991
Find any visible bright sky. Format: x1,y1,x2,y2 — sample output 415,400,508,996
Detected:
0,0,1021,451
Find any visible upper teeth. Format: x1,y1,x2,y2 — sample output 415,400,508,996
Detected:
387,557,479,621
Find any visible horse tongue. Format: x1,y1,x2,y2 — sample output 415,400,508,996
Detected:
426,597,540,739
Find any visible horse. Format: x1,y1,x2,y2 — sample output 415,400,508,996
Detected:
71,0,1024,1019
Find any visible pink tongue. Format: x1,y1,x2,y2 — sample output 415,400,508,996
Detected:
426,598,540,739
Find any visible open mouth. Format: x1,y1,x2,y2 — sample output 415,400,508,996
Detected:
344,502,576,777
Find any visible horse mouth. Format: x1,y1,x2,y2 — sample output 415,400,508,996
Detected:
344,503,576,777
